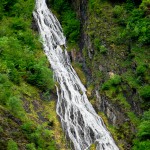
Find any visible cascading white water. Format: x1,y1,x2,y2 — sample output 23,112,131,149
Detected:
33,0,119,150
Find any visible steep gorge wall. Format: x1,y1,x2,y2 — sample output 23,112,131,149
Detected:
69,0,144,149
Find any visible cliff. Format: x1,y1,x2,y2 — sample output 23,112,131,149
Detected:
67,0,150,149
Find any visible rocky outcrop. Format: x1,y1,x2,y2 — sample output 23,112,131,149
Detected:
70,1,144,149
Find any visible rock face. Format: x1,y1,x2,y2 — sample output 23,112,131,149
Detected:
70,0,143,149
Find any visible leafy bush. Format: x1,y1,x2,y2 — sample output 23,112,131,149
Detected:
125,0,135,11
7,139,18,150
26,62,55,91
140,0,150,13
22,124,56,150
102,75,121,90
21,122,35,134
113,5,127,25
136,64,147,76
120,8,150,44
49,0,69,13
7,96,25,117
100,45,107,54
26,143,36,150
0,33,54,91
113,5,124,18
139,85,150,100
94,38,107,54
11,17,27,30
50,0,80,44
132,110,150,150
62,10,80,43
88,0,96,10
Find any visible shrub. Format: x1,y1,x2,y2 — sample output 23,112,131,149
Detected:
62,10,80,43
88,0,96,10
94,39,107,54
7,96,25,116
113,5,124,18
21,122,35,134
110,75,122,86
0,34,54,90
132,110,150,150
26,143,36,150
102,75,121,90
9,68,22,84
139,85,150,100
49,0,69,13
102,81,111,90
0,0,18,14
26,62,55,91
121,8,150,44
133,140,150,150
50,0,80,44
11,17,26,31
100,45,107,54
7,139,18,150
24,125,56,150
137,120,150,140
136,65,147,76
140,0,150,13
125,0,135,11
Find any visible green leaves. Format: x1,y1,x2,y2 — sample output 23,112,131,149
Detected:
122,8,150,44
27,61,55,91
132,110,150,150
7,96,25,116
50,0,80,44
22,124,56,150
62,10,80,43
0,26,55,91
139,85,150,100
102,75,122,90
7,139,18,150
0,1,57,149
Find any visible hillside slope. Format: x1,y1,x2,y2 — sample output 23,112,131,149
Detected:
0,0,68,149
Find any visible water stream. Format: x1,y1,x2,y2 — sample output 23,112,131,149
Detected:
33,0,119,149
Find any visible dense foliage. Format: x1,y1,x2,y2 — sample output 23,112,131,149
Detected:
132,110,150,150
48,0,80,44
82,0,150,149
0,0,60,149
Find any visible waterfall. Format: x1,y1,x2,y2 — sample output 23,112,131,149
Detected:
33,0,119,150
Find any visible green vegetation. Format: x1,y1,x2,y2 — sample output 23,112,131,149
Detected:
0,0,69,150
132,110,150,150
82,0,150,149
48,0,80,45
102,75,121,90
94,38,107,54
7,139,18,150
